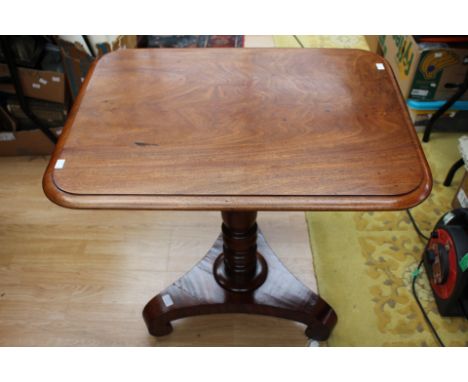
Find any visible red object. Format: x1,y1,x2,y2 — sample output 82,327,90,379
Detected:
414,35,468,44
429,229,458,300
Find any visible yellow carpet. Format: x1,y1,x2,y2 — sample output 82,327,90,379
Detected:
274,36,468,346
307,132,467,346
273,35,369,49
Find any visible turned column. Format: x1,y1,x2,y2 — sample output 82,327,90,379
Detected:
213,211,267,292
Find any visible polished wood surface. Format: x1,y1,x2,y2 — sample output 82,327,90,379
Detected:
38,48,432,341
43,48,431,211
1,156,319,346
143,227,336,340
213,211,268,292
143,209,336,340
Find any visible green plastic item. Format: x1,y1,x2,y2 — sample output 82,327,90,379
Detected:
459,253,468,272
412,268,422,278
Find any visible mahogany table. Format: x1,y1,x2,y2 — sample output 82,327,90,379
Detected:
43,48,432,341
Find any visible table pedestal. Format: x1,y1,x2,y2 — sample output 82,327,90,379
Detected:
143,211,337,341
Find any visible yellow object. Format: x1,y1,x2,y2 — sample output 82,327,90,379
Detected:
273,35,369,50
420,50,459,80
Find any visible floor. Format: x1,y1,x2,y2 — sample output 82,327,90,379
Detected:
0,35,322,346
0,155,317,346
3,35,417,347
244,35,275,47
307,132,468,346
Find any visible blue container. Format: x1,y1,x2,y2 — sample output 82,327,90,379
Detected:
407,99,468,111
407,99,468,132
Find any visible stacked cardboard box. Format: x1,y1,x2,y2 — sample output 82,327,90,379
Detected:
0,36,70,156
1,35,155,156
0,64,65,104
379,35,468,101
379,35,468,136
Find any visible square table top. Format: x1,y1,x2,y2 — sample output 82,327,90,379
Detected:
43,48,431,211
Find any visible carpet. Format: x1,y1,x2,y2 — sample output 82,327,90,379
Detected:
306,133,468,346
273,35,468,346
273,35,369,49
144,35,244,48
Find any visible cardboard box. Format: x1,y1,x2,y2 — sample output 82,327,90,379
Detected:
0,126,60,156
0,104,16,132
0,64,65,103
57,39,94,101
365,36,382,55
379,35,468,101
112,35,138,51
94,35,138,57
0,103,62,156
6,98,67,128
452,170,468,209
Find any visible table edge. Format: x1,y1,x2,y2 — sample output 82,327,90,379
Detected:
43,168,432,211
42,49,433,211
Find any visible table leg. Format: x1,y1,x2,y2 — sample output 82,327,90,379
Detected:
143,211,337,341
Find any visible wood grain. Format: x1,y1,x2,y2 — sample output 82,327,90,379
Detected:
143,229,336,341
1,156,318,346
43,48,431,211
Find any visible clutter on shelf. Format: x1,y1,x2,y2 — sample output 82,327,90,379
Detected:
0,35,137,156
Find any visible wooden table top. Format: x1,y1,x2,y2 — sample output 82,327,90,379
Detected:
43,48,431,211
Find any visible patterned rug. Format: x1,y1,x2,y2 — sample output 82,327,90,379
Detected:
273,36,468,346
143,35,244,48
306,132,467,346
273,35,369,49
